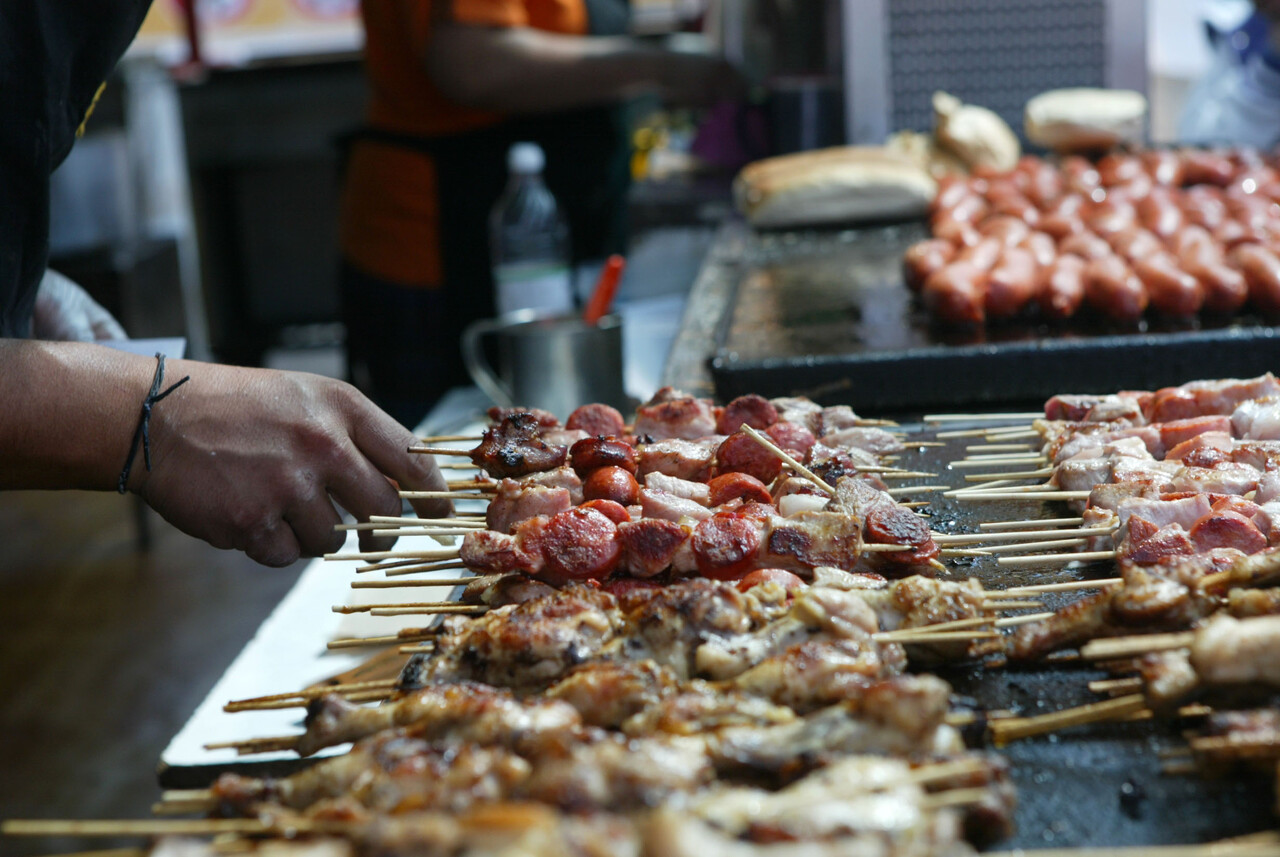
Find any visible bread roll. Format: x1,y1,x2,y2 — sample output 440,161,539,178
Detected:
1024,88,1147,154
932,91,1021,172
734,146,937,229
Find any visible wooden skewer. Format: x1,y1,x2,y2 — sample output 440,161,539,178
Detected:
224,689,393,711
963,468,1055,481
2,820,313,837
399,489,494,500
326,547,460,562
981,537,1090,554
949,458,1047,470
338,515,487,532
939,548,993,557
980,516,1084,530
1080,631,1196,661
418,434,480,444
920,787,998,811
384,560,469,577
959,490,1091,502
334,601,475,614
356,556,467,574
371,528,477,538
905,756,999,785
877,470,939,479
983,429,1040,440
949,483,1056,497
327,630,436,649
988,694,1148,745
1000,578,1121,595
351,577,477,589
993,611,1056,628
1089,677,1145,695
997,549,1116,567
225,679,396,710
900,501,932,509
936,427,1003,439
932,527,1114,544
945,478,1024,495
908,441,947,448
965,443,1034,452
400,644,436,654
740,424,835,495
874,616,994,641
371,605,489,616
203,735,301,755
437,461,482,470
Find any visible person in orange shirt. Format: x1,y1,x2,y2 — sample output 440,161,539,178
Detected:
338,0,744,425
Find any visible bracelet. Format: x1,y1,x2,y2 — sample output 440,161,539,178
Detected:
117,354,190,494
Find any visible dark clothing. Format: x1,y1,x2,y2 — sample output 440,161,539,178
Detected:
0,1,152,336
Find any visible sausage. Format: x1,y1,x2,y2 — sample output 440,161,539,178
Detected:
566,403,627,437
1180,187,1228,230
922,261,988,325
1136,193,1184,239
569,436,638,476
1108,226,1164,262
1084,255,1149,321
930,174,970,217
1107,174,1155,204
1186,260,1248,314
941,192,988,224
578,498,631,525
1023,161,1064,209
716,394,778,435
692,511,765,580
984,247,1039,319
1043,192,1086,218
764,420,816,461
1037,212,1086,241
1180,149,1236,186
1019,230,1057,269
931,217,981,248
707,472,773,506
989,195,1041,226
1171,225,1222,269
1133,255,1204,316
956,237,1002,271
716,430,782,484
1233,243,1280,313
540,507,621,584
977,214,1031,246
1098,153,1146,186
1142,150,1185,186
582,466,640,506
1061,156,1102,195
1083,198,1136,236
902,239,957,291
1036,253,1087,320
1058,230,1113,261
1214,219,1271,251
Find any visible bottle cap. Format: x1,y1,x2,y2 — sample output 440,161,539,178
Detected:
508,142,545,175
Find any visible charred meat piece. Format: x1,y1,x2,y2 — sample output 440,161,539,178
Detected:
472,413,569,478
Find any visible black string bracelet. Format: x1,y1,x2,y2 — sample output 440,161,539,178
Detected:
117,354,191,494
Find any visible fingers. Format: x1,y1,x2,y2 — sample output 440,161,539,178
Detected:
326,443,406,553
342,389,453,521
242,516,303,568
283,489,346,558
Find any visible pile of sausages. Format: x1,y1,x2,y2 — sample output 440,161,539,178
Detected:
904,149,1280,324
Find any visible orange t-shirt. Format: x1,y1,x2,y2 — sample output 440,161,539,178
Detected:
339,0,589,287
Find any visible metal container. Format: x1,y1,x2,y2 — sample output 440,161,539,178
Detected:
461,310,627,420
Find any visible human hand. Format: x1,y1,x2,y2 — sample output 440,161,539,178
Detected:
32,269,128,342
129,363,451,566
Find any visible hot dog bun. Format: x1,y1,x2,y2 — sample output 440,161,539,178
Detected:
734,146,937,229
1024,88,1147,154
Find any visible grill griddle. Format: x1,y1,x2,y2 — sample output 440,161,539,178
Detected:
709,225,1280,410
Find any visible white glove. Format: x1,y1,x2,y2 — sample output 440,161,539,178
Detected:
32,269,128,342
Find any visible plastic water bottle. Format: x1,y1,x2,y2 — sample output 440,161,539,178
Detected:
489,142,574,317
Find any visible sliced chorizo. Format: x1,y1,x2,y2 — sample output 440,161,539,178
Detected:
716,394,778,435
707,472,773,507
540,507,621,584
716,430,783,484
565,403,627,437
569,436,637,476
582,467,641,506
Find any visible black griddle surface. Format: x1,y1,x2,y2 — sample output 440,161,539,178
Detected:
894,431,1274,849
710,224,1280,410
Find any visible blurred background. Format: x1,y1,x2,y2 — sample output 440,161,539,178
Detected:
57,0,1223,389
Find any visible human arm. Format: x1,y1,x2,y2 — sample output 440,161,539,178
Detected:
0,340,451,566
424,23,745,114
